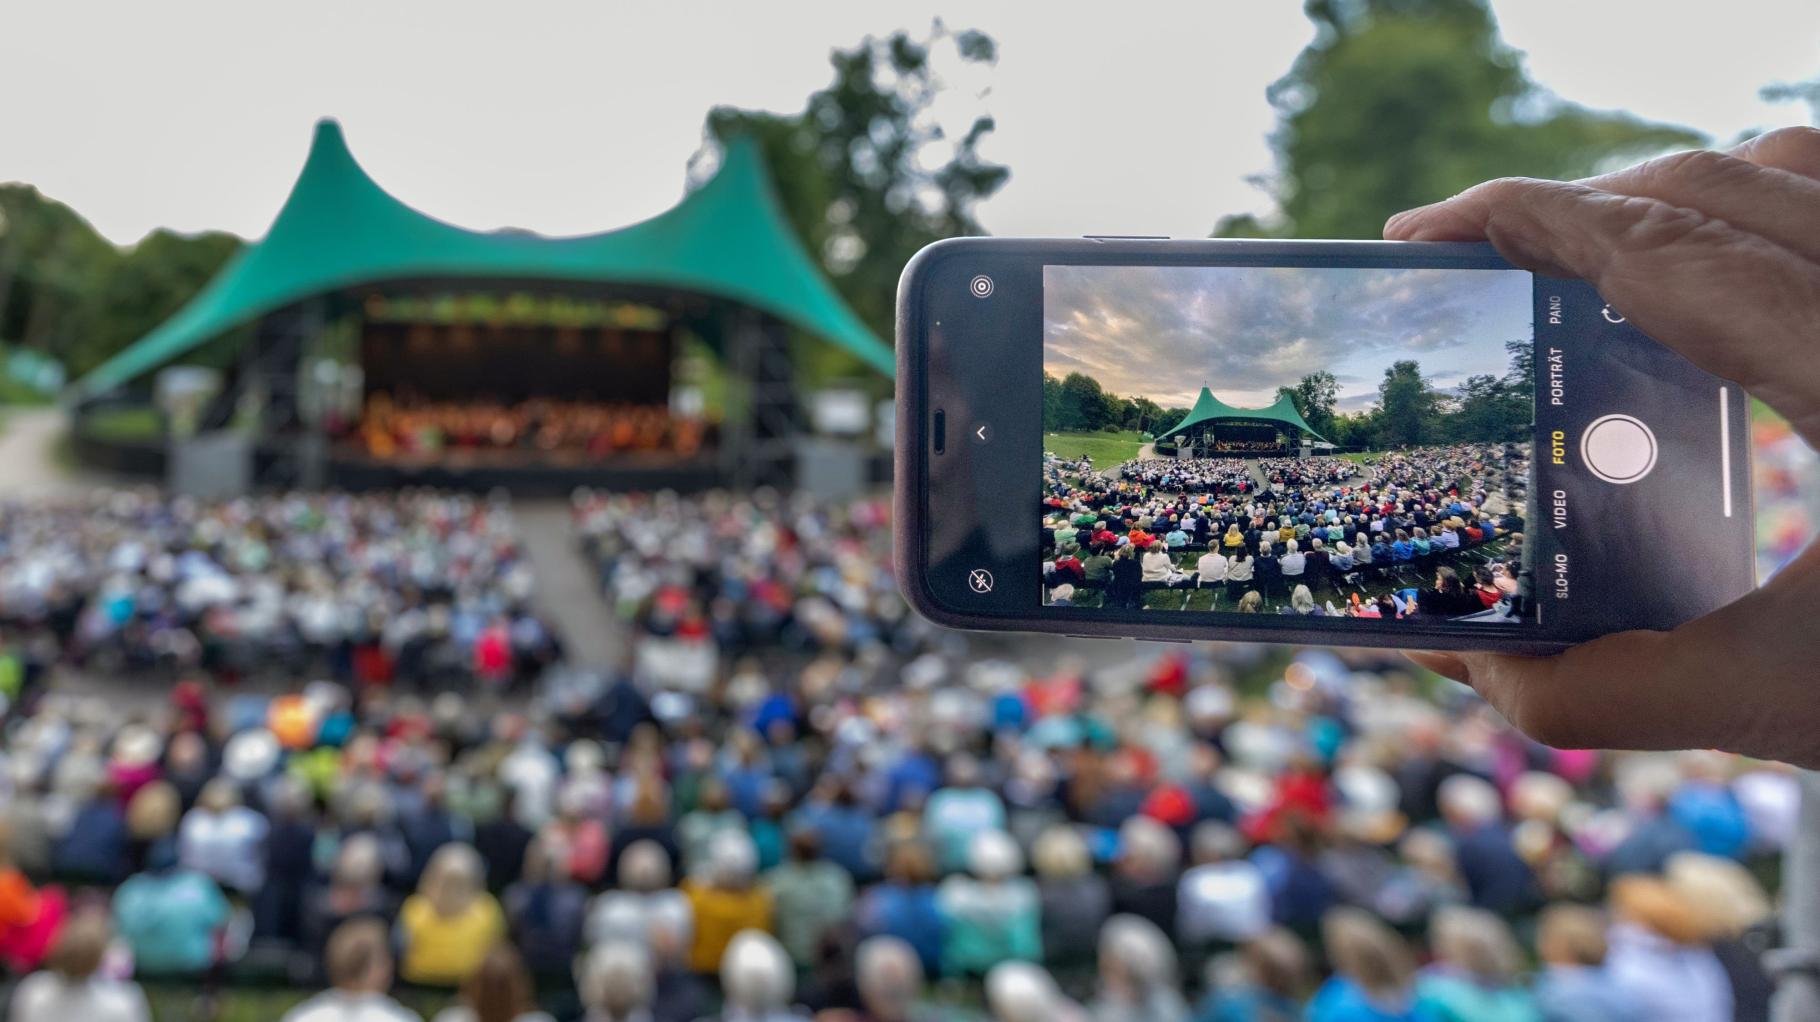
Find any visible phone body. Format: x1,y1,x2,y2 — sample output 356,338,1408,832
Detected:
894,237,1757,654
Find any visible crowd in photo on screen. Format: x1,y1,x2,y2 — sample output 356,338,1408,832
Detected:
1042,445,1530,621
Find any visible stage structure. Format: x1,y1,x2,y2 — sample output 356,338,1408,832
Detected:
69,119,892,494
1154,386,1327,457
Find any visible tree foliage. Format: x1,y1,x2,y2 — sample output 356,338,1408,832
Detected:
1762,75,1820,125
0,184,241,377
1052,348,1530,452
1275,370,1338,438
1044,372,1184,435
700,23,1008,381
1376,360,1442,445
1217,0,1705,238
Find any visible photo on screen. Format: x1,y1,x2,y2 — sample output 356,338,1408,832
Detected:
1040,264,1536,625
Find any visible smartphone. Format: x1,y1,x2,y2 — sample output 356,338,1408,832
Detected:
894,237,1756,654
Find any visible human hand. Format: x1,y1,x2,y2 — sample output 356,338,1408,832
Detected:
1385,127,1820,766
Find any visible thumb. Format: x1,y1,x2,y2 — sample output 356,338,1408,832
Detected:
1407,547,1820,764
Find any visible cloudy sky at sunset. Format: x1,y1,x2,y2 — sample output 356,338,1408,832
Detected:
1043,265,1533,410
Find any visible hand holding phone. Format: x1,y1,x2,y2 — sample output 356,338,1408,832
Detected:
896,127,1820,764
1389,126,1820,767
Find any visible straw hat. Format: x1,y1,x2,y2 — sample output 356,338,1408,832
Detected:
1665,852,1772,939
1609,875,1704,945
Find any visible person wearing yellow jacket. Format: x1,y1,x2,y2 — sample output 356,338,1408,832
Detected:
681,832,773,974
398,844,506,987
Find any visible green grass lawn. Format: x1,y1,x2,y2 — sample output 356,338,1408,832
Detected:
1043,430,1146,470
80,405,164,442
0,377,52,406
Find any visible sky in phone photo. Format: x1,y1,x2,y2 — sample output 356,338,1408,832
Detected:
1043,264,1534,410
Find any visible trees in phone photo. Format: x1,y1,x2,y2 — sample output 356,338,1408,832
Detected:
1275,370,1339,439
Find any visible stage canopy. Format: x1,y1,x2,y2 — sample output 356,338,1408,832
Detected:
1156,386,1328,443
72,119,892,400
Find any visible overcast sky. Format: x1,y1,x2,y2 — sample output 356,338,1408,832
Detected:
1044,265,1531,410
2,1,1816,246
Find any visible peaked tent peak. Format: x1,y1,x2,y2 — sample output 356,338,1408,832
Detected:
72,119,892,398
1156,385,1328,443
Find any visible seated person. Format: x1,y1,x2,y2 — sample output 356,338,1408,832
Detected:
1140,546,1184,586
1279,540,1307,583
1417,568,1483,618
1196,549,1228,586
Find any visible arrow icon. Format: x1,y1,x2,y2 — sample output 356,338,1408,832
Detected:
972,423,990,444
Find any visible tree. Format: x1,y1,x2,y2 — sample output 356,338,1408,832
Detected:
699,24,1008,381
1053,372,1115,432
1329,408,1380,449
1122,395,1166,433
1502,337,1534,402
1042,373,1066,431
80,228,242,375
1216,0,1703,238
0,184,241,377
1376,359,1441,446
1763,76,1820,125
1275,370,1338,437
1447,371,1527,443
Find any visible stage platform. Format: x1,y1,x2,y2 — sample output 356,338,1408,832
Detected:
74,426,892,497
71,429,726,496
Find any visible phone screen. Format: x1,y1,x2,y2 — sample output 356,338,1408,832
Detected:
1040,263,1536,627
902,238,1755,651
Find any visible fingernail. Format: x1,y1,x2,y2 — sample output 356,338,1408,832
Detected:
1384,203,1437,237
1404,650,1470,683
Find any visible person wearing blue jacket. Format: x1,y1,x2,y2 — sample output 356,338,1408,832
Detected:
112,844,231,976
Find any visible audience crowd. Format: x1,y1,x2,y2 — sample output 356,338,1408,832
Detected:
574,489,917,693
0,485,1796,1022
1041,446,1529,619
1122,459,1259,497
0,490,561,692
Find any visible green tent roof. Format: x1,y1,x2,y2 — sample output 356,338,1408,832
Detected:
1156,385,1327,443
72,119,891,399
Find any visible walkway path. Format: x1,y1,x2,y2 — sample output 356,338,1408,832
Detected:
515,501,623,669
1105,442,1156,481
0,408,81,497
1247,461,1271,492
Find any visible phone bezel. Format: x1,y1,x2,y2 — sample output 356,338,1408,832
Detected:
894,236,1754,655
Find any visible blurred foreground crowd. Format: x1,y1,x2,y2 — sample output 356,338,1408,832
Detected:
0,490,560,693
0,486,1801,1022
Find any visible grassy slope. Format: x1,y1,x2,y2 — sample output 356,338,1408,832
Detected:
80,405,163,441
1043,430,1146,469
